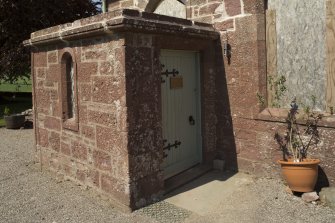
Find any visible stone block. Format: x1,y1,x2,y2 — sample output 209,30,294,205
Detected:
87,109,117,128
44,116,61,131
92,76,125,104
38,128,49,147
47,51,58,64
87,169,100,188
36,67,47,79
60,142,71,156
84,50,107,61
101,174,130,205
99,61,114,75
81,125,95,140
96,126,127,154
46,64,61,82
93,150,111,171
224,0,241,16
34,51,47,67
122,9,141,17
76,169,86,183
243,0,265,14
78,105,88,124
50,89,58,101
77,62,98,82
50,155,62,171
63,163,74,178
36,89,50,110
79,83,92,102
214,19,234,31
71,141,88,161
49,131,60,152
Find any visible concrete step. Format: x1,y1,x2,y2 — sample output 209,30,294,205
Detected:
164,164,212,194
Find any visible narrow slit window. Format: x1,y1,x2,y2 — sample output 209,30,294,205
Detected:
66,57,75,119
60,50,78,131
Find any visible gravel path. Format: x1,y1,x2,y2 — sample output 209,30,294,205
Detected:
0,128,334,223
0,128,158,223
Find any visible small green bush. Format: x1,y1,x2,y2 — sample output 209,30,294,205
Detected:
3,106,11,116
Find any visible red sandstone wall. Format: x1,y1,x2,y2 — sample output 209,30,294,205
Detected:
182,0,335,185
108,0,150,11
183,0,270,173
33,35,133,209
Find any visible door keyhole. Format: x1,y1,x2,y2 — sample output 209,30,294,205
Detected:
189,115,195,125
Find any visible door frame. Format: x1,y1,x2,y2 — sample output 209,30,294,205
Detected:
160,49,203,179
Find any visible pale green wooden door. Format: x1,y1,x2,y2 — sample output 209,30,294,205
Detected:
160,50,202,179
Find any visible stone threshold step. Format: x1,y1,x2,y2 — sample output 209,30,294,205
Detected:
164,164,212,195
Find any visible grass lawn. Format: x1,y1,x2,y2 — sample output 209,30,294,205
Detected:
0,77,32,93
0,94,32,127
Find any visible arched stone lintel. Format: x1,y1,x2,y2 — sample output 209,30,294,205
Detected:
145,0,186,12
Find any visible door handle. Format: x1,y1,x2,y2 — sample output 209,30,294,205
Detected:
189,115,195,125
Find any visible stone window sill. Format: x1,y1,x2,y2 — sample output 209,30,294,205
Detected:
62,118,79,132
256,108,335,129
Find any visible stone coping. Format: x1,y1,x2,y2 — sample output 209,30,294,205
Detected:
23,9,219,46
255,107,335,129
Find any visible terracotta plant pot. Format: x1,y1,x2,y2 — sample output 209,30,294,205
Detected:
4,114,26,129
278,159,320,192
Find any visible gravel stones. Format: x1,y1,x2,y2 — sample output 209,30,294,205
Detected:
320,187,335,209
1,128,335,222
0,128,156,223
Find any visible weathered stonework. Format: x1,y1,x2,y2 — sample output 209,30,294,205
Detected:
26,7,220,211
169,0,335,188
26,0,335,212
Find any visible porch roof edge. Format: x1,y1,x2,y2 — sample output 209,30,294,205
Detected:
23,9,219,47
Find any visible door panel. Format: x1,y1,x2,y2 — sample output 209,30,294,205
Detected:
160,50,201,179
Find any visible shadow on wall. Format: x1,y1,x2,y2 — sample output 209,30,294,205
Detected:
215,40,238,173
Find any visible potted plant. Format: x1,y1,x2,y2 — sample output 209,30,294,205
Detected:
3,106,26,129
275,98,322,192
